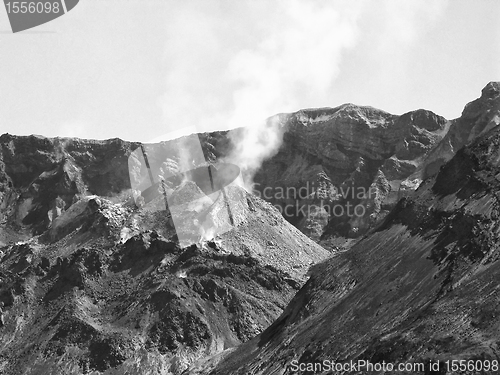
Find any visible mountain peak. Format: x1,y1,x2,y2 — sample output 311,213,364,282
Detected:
1,82,500,374
481,81,500,99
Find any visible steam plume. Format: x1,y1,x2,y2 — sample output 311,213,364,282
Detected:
159,0,449,188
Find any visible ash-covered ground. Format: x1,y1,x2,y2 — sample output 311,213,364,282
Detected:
0,82,499,374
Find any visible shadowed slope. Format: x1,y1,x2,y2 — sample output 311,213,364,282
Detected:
193,87,500,375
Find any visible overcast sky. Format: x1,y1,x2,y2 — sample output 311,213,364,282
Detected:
0,0,499,142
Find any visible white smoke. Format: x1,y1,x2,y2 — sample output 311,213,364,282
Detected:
159,0,449,188
225,115,286,190
220,0,362,188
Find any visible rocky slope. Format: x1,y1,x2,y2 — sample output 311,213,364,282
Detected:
2,84,498,248
1,82,499,374
0,190,328,374
0,134,329,374
190,83,500,375
254,82,500,240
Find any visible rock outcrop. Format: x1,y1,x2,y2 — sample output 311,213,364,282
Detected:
253,83,500,240
2,84,499,246
190,83,500,375
1,82,499,374
0,133,328,374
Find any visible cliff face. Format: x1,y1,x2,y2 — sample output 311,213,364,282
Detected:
1,83,499,374
2,84,498,247
417,82,500,181
254,105,447,240
253,83,500,240
0,136,135,240
0,133,329,374
0,133,233,244
192,83,500,375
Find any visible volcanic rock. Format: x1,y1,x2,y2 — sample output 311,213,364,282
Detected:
0,139,328,374
1,82,499,375
192,91,500,374
253,83,500,240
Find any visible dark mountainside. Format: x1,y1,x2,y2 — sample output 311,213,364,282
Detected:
254,82,500,242
188,82,500,375
0,82,498,374
0,135,329,373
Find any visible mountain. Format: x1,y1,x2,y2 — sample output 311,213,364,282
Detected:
0,82,499,374
0,135,329,374
188,82,500,374
253,82,500,242
2,84,498,247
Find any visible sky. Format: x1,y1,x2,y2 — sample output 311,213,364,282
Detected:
0,0,499,142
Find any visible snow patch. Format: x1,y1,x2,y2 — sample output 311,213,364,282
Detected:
297,111,335,125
